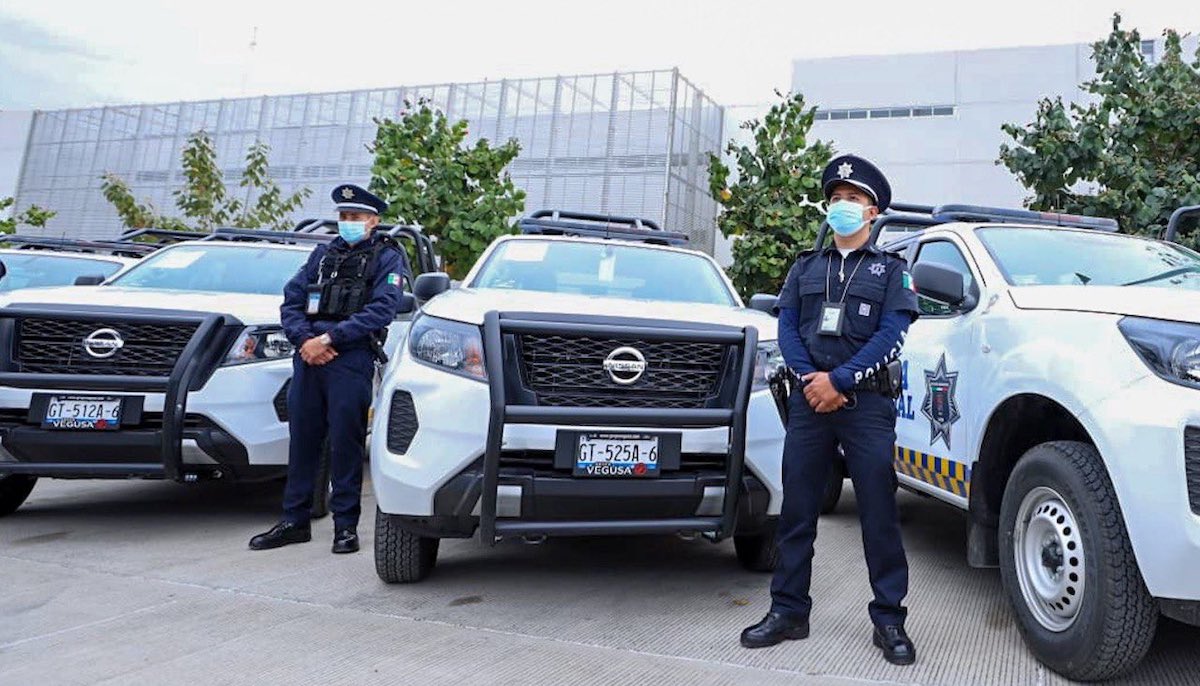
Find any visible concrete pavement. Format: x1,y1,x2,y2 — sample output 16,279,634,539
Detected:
2,478,1197,685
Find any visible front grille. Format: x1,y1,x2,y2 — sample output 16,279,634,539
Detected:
14,318,197,377
1186,427,1200,515
386,390,419,454
517,334,728,409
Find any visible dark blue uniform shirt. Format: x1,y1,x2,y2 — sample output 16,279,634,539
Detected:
280,233,410,350
776,243,918,392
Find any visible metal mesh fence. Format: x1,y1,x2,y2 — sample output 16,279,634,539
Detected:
14,69,724,253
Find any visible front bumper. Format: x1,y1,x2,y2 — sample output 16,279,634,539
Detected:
0,359,293,481
1079,372,1200,600
389,459,773,539
371,313,786,540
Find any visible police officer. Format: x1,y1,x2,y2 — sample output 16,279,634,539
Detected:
250,184,409,554
740,155,920,665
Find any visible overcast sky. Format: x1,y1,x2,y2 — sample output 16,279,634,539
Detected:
1,0,1198,111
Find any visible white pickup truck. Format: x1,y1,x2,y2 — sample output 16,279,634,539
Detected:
369,211,787,583
830,203,1200,681
0,224,435,518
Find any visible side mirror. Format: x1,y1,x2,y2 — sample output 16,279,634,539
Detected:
413,272,452,303
74,274,106,286
748,293,778,315
912,262,965,307
397,292,416,315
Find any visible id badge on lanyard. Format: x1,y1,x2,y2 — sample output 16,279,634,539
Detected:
306,285,322,315
818,302,845,336
817,252,865,336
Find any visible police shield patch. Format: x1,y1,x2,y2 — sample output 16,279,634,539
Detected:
922,353,960,449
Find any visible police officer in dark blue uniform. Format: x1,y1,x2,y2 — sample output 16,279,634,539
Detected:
250,184,409,554
740,155,920,665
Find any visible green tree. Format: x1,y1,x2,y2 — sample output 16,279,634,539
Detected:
0,196,56,234
102,131,310,232
368,100,526,278
708,92,833,298
999,15,1200,248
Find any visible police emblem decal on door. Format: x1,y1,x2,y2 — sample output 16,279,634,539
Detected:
922,353,960,449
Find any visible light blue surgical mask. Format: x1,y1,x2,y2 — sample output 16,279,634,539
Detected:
338,220,367,244
826,200,868,236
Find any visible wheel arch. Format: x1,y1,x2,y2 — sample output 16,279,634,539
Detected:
967,393,1095,565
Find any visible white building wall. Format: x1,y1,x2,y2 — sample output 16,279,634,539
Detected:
713,36,1197,267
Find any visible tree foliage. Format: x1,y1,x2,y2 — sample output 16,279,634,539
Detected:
0,196,56,234
368,100,526,278
101,131,310,232
708,92,833,298
999,15,1200,247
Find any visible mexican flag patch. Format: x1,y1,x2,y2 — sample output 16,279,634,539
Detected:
386,273,401,287
902,271,915,291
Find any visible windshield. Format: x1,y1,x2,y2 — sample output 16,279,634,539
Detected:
470,239,737,306
0,253,124,292
976,227,1200,290
110,244,310,295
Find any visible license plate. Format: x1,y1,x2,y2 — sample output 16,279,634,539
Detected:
42,395,123,430
574,433,659,477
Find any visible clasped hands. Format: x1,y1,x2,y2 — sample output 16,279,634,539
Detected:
300,336,338,366
800,371,848,414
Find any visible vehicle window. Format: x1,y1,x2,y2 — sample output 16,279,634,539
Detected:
914,240,976,315
109,245,310,295
0,254,124,292
977,227,1200,290
471,240,736,306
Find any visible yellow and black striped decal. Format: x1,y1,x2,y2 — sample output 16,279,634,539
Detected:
893,446,970,498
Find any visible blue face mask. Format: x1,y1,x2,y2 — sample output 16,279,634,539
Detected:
826,200,869,236
338,220,367,244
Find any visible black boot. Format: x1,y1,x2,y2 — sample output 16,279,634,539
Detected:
739,612,810,649
332,528,359,554
872,625,916,665
248,521,311,550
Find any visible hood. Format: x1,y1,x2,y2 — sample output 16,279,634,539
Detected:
1008,285,1200,324
0,286,283,325
422,288,778,341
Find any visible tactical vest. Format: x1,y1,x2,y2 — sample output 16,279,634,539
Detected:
307,237,391,321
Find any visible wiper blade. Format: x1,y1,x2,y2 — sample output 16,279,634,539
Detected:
1121,266,1200,287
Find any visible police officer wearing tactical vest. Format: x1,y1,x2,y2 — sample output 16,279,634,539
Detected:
740,155,920,665
250,184,409,554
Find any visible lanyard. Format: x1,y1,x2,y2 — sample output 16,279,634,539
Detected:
825,251,868,304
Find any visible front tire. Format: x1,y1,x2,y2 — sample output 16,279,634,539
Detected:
310,440,331,520
0,475,36,516
999,441,1157,681
734,520,779,572
375,506,440,583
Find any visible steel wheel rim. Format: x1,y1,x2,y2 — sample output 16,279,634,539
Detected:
1013,486,1086,632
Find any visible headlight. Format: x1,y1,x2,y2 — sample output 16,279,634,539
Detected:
752,341,784,391
224,327,294,366
1118,317,1200,390
409,315,486,381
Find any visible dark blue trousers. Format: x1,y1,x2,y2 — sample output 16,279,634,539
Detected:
770,390,909,628
281,347,374,531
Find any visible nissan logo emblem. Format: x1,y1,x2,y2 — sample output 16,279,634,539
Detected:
602,346,647,385
82,328,125,359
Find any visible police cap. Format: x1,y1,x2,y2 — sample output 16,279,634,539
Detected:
821,154,891,212
332,183,388,215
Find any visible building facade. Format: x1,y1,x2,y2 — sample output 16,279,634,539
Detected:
11,69,725,253
791,36,1198,210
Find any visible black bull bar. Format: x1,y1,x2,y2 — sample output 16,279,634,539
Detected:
478,311,759,544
